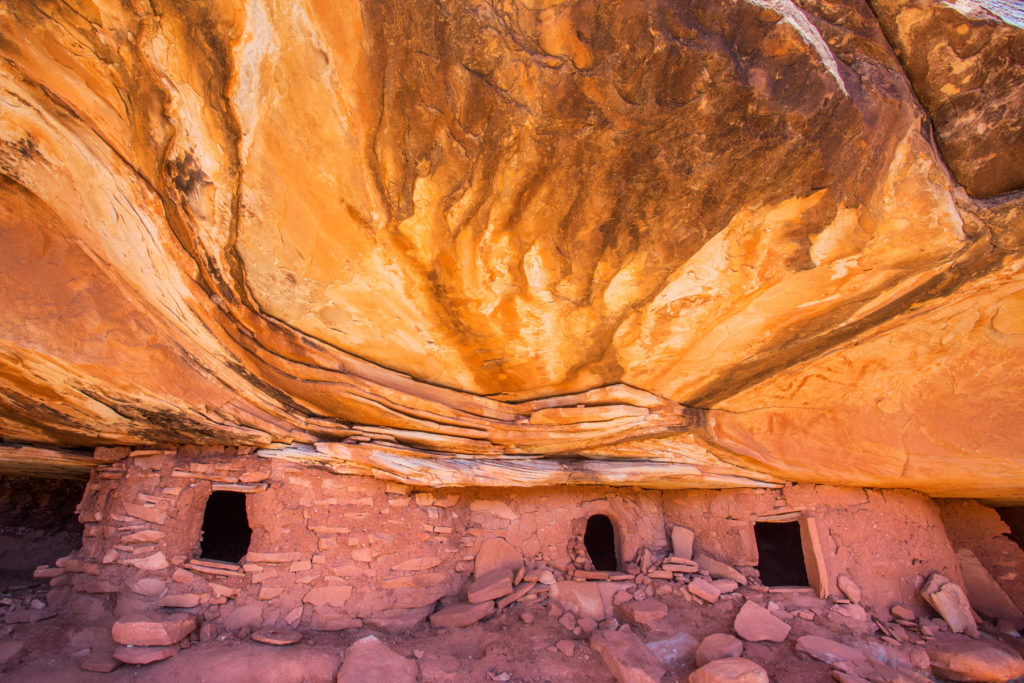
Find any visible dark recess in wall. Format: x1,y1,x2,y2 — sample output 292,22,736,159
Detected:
755,521,810,587
200,491,252,563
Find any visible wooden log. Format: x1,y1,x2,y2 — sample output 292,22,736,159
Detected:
254,442,784,490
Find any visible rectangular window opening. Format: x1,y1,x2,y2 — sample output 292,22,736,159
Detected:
199,491,252,564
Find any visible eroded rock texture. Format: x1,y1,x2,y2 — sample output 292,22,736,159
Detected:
0,0,1022,497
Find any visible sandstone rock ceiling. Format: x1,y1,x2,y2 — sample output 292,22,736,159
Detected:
0,0,1022,499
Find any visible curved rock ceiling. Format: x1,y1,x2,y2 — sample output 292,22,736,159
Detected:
0,0,1022,499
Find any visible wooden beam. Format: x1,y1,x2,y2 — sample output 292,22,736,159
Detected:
0,444,96,478
256,442,784,490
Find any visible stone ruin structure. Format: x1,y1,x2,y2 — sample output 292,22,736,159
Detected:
1,0,1024,680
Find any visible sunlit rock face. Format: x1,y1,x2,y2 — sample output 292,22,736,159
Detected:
0,0,1021,498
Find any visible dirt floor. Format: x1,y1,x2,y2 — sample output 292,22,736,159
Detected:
3,577,1023,682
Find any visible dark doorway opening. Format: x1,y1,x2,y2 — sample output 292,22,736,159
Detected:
199,491,251,563
584,514,618,571
754,521,809,587
996,507,1024,550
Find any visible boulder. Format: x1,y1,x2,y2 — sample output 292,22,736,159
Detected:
335,635,418,683
552,581,607,621
927,635,1024,683
590,628,666,683
689,657,769,683
733,601,790,643
112,612,197,647
695,633,743,667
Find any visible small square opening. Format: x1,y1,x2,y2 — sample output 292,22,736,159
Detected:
754,520,809,587
199,491,252,564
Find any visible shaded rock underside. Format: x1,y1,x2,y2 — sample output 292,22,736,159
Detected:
0,0,1022,499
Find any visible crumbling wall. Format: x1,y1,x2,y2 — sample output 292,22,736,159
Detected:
936,499,1024,613
43,449,967,635
45,449,668,635
662,485,962,614
0,475,83,589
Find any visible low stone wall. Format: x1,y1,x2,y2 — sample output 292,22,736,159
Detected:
41,448,967,634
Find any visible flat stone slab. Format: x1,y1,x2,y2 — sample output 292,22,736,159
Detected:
467,568,514,603
733,601,790,643
429,601,494,628
795,635,865,665
252,627,303,646
112,612,197,647
113,644,180,665
590,628,666,683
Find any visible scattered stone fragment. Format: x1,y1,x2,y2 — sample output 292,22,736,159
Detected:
795,635,865,665
430,601,494,628
891,605,915,621
837,575,862,603
710,580,739,594
112,612,197,647
921,574,979,638
556,639,575,657
733,601,790,643
617,598,668,627
695,554,747,586
927,634,1024,683
336,635,418,683
590,628,666,683
79,650,122,673
112,644,180,665
158,593,201,609
695,633,744,667
830,603,868,622
252,626,303,645
689,657,769,683
468,569,515,603
671,526,695,560
688,578,722,604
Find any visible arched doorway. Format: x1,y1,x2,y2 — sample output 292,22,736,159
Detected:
584,514,618,571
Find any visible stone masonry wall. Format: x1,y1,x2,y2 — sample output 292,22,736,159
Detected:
40,448,966,635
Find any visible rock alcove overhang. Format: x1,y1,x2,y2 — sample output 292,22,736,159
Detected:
0,0,1022,501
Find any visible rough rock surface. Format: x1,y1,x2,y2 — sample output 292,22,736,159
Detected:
335,635,418,683
689,657,769,683
927,635,1024,682
0,0,1022,500
589,628,666,683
